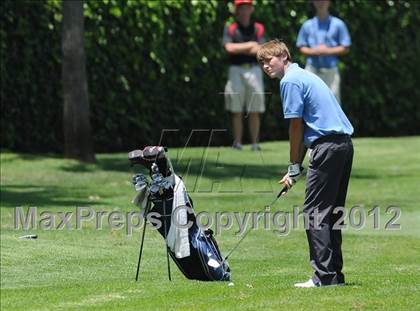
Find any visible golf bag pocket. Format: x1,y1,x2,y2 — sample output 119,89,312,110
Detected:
152,198,230,281
191,227,231,281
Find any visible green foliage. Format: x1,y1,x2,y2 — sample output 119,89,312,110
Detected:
1,0,419,152
1,0,62,152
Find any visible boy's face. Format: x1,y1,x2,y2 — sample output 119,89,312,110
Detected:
261,54,287,79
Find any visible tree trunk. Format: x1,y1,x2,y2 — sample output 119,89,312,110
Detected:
62,0,95,163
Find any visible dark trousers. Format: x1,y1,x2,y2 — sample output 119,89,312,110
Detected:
304,134,353,285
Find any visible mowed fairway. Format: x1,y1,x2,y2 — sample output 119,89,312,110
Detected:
1,137,419,310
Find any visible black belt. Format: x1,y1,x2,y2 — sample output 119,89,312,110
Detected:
310,134,351,149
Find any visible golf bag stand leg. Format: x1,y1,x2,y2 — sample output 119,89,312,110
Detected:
163,200,171,281
135,201,151,282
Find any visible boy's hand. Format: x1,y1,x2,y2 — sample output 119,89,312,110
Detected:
279,164,303,188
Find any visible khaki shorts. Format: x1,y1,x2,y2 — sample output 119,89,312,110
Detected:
224,65,265,113
305,64,341,104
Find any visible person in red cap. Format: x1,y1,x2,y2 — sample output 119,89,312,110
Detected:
234,0,253,6
222,0,266,151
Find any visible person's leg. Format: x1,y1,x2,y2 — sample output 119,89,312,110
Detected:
224,66,245,147
244,66,265,149
303,138,349,285
248,112,260,146
232,112,243,147
330,139,353,283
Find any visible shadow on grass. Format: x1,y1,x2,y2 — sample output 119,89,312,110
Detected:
1,153,62,162
173,159,288,182
11,151,406,186
0,185,103,208
4,153,411,187
60,157,129,173
59,156,289,182
350,170,383,179
344,282,361,287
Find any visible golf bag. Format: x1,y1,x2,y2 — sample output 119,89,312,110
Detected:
129,146,230,281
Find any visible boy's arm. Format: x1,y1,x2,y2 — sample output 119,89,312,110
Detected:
278,82,306,188
280,118,306,188
288,118,307,164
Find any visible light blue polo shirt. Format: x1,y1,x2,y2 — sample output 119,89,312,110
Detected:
280,63,353,147
296,15,351,69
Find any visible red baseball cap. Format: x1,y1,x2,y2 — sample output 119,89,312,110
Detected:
234,0,253,7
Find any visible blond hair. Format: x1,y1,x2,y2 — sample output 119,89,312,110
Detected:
257,39,292,64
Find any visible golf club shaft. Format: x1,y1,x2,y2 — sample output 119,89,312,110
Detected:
222,186,288,263
135,200,151,281
163,200,172,281
135,217,147,281
267,185,289,208
223,225,253,261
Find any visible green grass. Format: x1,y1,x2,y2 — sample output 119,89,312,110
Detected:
1,137,420,310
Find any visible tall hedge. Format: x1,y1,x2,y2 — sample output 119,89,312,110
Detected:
1,0,419,152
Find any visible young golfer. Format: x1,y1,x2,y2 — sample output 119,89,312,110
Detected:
257,39,354,288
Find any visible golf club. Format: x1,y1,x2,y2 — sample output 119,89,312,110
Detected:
222,185,289,264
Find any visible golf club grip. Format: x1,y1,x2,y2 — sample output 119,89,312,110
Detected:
277,185,288,198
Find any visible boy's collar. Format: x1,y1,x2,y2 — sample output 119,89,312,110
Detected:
285,63,298,73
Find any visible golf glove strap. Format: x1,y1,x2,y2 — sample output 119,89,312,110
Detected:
287,163,302,185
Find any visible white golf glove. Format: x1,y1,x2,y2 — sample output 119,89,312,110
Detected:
280,163,303,188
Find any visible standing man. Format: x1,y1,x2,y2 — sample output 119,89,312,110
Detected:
296,0,351,104
257,39,354,288
222,0,266,151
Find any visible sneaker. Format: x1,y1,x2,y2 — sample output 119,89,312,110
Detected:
232,142,243,150
294,278,321,288
251,144,261,151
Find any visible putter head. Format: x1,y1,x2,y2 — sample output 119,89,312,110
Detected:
128,146,171,177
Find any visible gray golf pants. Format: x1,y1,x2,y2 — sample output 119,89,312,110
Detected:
304,134,353,285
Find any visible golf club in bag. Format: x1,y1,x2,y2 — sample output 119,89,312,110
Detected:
129,146,230,282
